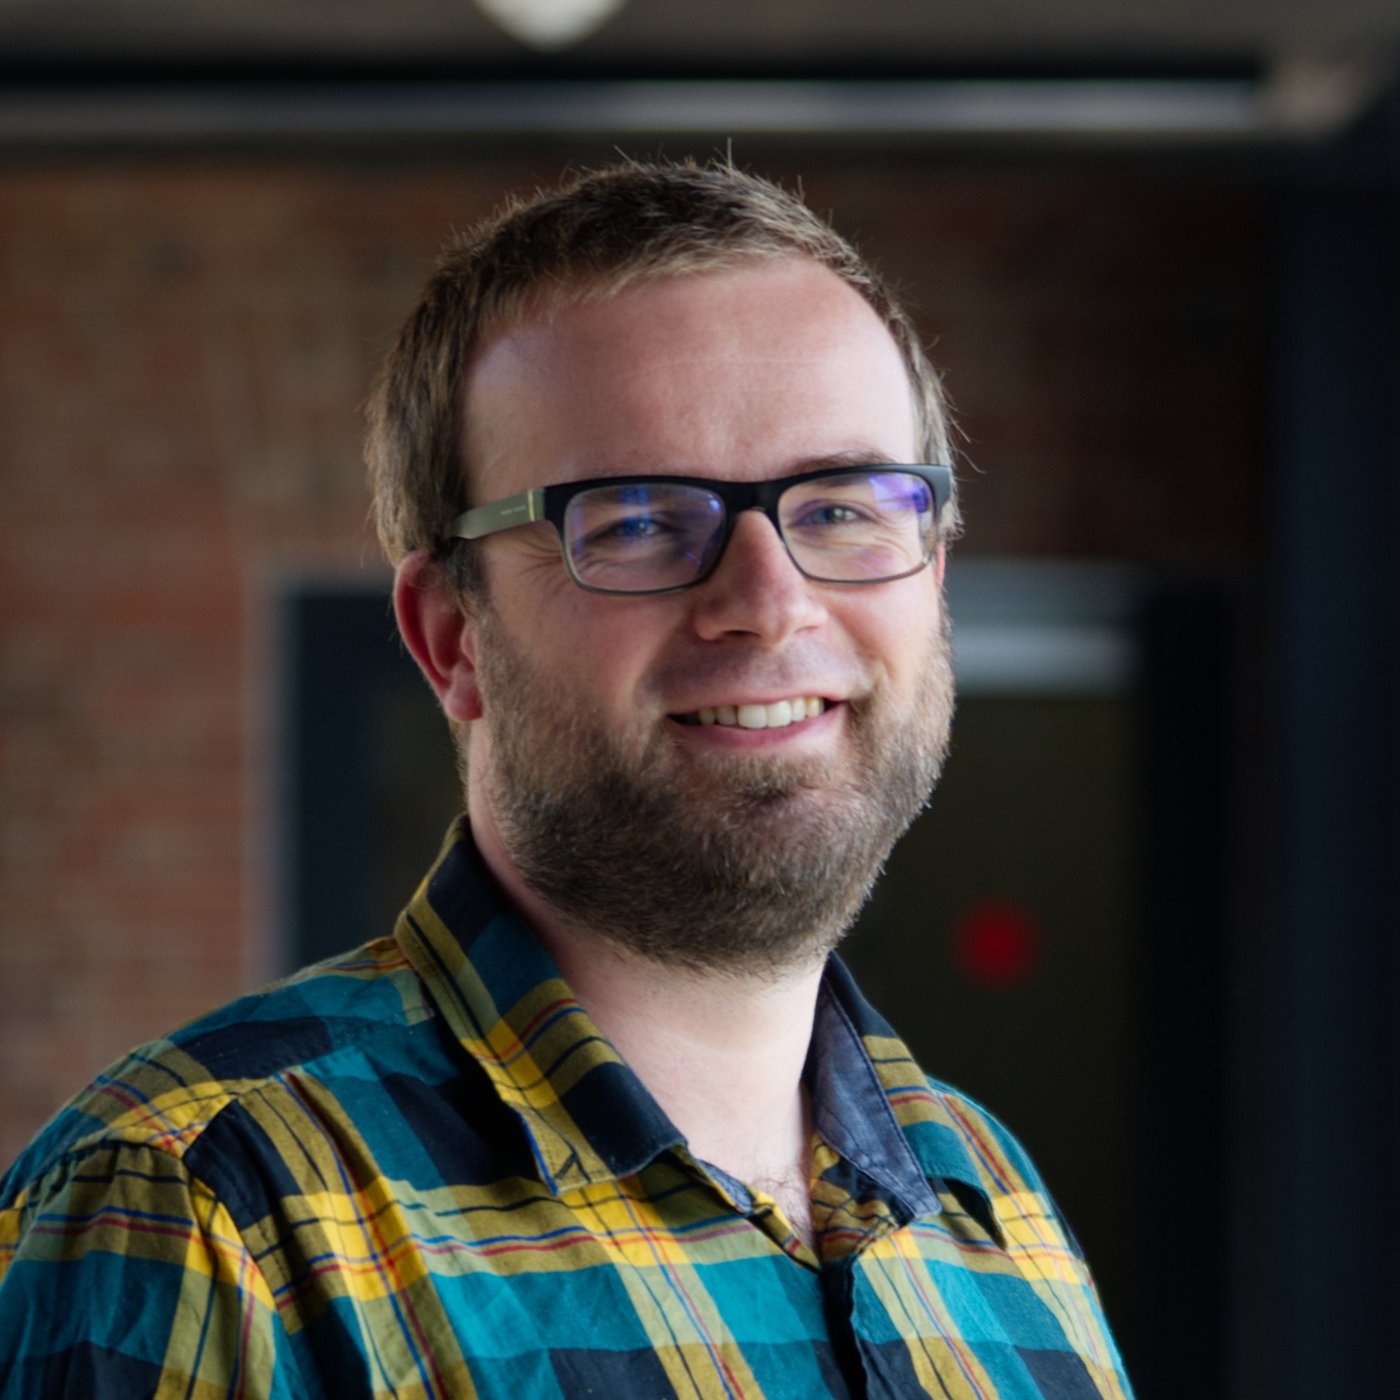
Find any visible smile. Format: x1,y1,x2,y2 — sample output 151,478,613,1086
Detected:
676,697,828,730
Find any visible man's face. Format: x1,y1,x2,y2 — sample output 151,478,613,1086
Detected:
457,258,954,974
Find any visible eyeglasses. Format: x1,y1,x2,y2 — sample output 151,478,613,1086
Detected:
444,464,953,596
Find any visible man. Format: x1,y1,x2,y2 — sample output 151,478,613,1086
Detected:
0,162,1132,1398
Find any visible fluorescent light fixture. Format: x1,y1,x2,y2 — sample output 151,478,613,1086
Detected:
0,70,1376,146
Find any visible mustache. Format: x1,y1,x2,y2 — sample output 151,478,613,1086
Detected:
648,649,868,708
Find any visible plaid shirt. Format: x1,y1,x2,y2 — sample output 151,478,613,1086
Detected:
1,821,1132,1398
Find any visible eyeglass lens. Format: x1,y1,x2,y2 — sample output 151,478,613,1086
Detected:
561,470,936,593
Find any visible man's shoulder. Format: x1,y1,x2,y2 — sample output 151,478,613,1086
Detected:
912,1073,1045,1185
2,935,436,1206
892,1066,1080,1253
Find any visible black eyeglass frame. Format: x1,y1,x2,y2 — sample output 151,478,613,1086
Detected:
443,463,954,597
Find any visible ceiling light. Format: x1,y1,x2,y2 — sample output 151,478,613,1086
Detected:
473,0,628,50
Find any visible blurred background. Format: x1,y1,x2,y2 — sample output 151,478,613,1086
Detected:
1,3,1397,1396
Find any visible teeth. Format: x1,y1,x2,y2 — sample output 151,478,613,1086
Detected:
692,697,825,729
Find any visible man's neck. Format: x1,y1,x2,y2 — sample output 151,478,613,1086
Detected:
548,924,823,1246
472,810,823,1243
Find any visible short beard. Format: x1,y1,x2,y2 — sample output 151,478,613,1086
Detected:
475,606,954,980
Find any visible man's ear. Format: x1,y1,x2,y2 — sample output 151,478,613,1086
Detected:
394,551,482,723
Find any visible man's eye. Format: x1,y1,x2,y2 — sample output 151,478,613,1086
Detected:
581,512,679,551
794,501,867,528
609,515,667,539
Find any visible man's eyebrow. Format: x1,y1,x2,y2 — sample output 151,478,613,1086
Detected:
793,450,904,471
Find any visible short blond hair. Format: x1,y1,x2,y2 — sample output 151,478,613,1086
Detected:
366,160,958,592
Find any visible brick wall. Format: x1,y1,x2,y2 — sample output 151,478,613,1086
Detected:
0,151,1266,1163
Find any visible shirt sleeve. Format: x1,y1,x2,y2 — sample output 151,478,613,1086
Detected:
0,1139,299,1399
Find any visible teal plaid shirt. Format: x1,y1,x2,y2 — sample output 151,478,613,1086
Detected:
0,821,1132,1398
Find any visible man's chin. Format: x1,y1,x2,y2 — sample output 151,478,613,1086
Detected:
674,745,842,807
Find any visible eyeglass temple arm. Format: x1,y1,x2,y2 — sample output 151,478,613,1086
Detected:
449,488,547,542
929,465,952,519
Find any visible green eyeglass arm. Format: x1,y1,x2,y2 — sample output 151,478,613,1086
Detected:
448,488,547,542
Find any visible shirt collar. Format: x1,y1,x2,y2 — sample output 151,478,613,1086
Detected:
395,818,994,1226
813,956,1000,1236
393,819,678,1193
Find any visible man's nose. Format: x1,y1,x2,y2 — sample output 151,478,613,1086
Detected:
690,509,829,645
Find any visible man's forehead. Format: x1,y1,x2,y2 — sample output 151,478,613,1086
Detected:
471,256,867,368
460,260,916,500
